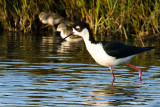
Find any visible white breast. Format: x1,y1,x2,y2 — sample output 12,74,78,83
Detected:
76,28,135,67
85,42,135,67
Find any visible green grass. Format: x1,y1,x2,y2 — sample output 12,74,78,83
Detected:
0,0,159,39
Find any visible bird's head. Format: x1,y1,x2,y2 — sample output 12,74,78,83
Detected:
63,21,91,40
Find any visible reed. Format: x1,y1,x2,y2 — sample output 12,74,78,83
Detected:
0,0,159,38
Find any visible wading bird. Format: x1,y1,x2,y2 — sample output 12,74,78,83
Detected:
64,22,154,81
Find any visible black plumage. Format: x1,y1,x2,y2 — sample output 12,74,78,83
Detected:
101,41,154,58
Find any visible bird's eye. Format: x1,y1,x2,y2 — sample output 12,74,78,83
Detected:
75,26,80,30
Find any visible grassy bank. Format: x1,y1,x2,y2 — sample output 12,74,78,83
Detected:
0,0,160,38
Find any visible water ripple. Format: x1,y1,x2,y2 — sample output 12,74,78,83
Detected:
0,33,160,106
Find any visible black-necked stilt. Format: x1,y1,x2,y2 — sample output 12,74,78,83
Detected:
57,23,82,41
64,22,154,81
39,12,63,31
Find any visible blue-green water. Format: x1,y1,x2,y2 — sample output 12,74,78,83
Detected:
0,31,160,106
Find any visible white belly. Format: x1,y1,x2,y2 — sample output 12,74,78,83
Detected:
85,43,135,67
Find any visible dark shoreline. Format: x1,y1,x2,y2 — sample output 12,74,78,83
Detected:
0,0,159,39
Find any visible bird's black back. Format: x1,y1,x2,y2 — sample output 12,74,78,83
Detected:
102,41,154,59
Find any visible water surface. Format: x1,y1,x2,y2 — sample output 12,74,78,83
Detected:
0,31,160,106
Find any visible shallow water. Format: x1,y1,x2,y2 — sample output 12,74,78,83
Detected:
0,31,160,106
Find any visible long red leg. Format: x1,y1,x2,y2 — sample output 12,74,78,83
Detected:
124,62,142,81
109,67,115,81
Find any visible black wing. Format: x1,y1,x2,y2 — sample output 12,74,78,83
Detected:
102,41,153,59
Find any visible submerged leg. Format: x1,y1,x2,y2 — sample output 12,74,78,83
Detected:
124,62,142,81
109,67,115,81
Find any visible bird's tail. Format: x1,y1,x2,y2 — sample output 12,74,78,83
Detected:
145,47,155,50
143,47,155,51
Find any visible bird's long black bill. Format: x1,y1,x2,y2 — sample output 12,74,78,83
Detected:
63,32,74,40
